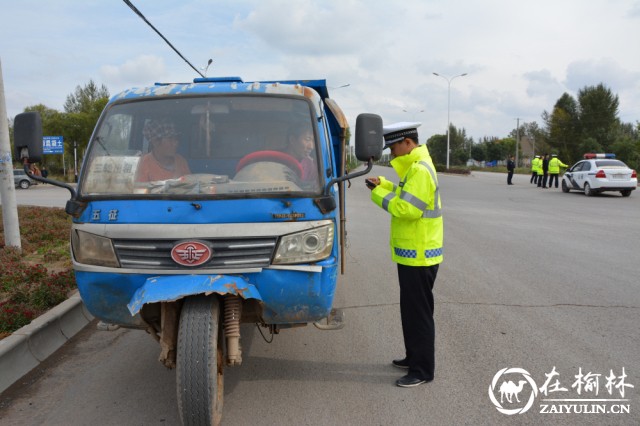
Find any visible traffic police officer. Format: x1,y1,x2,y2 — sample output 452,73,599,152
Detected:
547,154,568,188
530,155,540,184
365,122,443,388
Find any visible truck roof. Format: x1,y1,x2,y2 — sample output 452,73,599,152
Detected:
110,77,330,103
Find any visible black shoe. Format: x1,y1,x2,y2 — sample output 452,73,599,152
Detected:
392,358,410,369
396,375,431,388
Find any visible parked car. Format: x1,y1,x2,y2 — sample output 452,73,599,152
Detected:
561,154,637,197
13,169,38,189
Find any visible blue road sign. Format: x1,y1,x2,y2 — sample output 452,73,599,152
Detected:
43,136,64,154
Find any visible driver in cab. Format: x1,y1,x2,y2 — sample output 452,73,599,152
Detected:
136,118,191,182
286,123,317,182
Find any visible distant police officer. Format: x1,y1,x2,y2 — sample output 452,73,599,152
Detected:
531,155,540,184
547,154,568,188
538,153,549,188
365,122,443,388
507,155,515,185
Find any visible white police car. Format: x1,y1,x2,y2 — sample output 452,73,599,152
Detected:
562,154,637,197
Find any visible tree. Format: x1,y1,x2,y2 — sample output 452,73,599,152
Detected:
426,134,447,165
577,83,619,151
577,137,602,155
64,80,110,115
426,123,471,166
543,93,580,162
610,136,640,171
17,81,110,178
471,145,485,161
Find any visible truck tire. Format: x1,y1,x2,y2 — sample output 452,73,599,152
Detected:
177,295,224,426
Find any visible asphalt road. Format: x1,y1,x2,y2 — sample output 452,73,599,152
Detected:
1,183,71,208
1,168,639,425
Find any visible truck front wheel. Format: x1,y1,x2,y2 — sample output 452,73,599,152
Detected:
177,295,224,426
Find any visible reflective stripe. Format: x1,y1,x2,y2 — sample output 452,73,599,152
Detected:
425,247,443,258
418,161,442,218
419,160,440,209
394,247,443,259
381,192,394,212
394,247,417,258
400,190,427,211
396,161,442,218
383,161,442,218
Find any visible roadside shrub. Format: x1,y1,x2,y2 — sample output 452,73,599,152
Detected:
0,301,36,334
0,207,74,338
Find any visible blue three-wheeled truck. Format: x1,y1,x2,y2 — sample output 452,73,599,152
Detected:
14,76,383,425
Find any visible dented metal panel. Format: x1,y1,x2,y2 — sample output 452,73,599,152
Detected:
127,274,262,315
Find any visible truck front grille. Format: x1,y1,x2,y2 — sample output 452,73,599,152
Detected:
112,237,277,269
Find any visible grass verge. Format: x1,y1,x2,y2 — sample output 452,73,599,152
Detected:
0,206,74,339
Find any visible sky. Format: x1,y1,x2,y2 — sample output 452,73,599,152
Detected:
1,0,640,142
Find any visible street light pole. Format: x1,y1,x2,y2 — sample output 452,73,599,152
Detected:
433,72,467,169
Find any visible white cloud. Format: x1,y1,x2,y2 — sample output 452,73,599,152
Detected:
565,59,640,93
1,0,639,140
101,55,167,88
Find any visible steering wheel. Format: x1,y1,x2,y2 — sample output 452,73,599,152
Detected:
235,150,303,177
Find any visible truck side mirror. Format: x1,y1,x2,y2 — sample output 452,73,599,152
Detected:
14,112,43,163
354,113,383,161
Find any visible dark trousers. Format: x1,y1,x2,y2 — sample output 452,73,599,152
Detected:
538,174,548,187
548,174,559,188
530,172,537,184
507,171,514,184
398,263,438,381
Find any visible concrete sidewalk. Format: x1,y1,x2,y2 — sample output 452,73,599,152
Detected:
0,291,93,393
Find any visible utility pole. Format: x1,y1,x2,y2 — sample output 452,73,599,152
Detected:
0,58,22,250
516,118,520,167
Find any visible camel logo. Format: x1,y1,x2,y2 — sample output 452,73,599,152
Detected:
488,368,539,415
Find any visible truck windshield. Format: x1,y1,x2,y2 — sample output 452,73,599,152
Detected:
80,95,321,196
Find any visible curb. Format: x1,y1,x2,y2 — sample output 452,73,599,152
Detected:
0,291,93,394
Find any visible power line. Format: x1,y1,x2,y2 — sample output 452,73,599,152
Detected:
122,0,205,78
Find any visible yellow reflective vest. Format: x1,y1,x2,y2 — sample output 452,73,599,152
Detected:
533,157,543,175
548,157,568,174
370,145,443,267
531,157,539,172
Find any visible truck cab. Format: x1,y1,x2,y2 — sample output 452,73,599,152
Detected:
14,76,383,425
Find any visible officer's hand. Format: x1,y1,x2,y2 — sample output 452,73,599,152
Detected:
365,177,379,190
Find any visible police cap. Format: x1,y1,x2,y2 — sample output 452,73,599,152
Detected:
383,122,421,149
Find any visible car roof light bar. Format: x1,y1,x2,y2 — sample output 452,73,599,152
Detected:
584,153,616,159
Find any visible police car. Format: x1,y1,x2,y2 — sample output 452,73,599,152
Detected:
562,154,637,197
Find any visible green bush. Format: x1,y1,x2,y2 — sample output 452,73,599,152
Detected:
0,207,74,338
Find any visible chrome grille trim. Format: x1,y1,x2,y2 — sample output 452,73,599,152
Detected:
112,237,277,269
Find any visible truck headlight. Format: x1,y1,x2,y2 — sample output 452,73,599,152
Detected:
71,230,120,267
273,224,334,264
